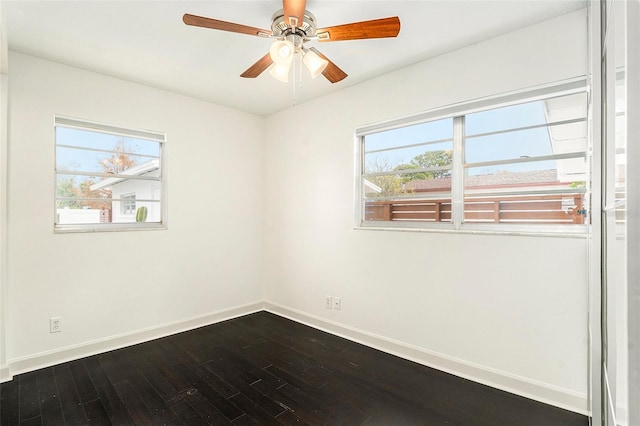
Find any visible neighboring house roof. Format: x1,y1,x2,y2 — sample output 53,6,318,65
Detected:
403,169,568,192
90,159,159,191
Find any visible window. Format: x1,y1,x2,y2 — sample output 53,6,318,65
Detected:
54,117,166,232
356,81,588,234
120,194,136,215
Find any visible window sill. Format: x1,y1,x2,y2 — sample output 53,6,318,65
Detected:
355,222,588,238
54,223,167,234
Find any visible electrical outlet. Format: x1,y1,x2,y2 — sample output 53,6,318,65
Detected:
333,297,341,311
325,295,332,309
50,317,62,333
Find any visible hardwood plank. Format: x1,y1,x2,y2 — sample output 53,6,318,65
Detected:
0,374,20,426
68,361,99,404
96,352,128,386
82,357,135,425
264,365,369,425
168,399,204,426
35,368,66,425
231,413,256,425
179,388,231,426
170,361,244,421
82,399,113,426
18,371,40,422
251,380,329,425
228,392,280,426
109,348,176,424
112,381,155,425
19,416,42,426
52,364,89,426
159,339,240,400
203,354,286,418
207,346,285,391
274,409,309,426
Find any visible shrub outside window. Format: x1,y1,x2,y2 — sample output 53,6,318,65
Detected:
356,81,588,234
54,117,166,232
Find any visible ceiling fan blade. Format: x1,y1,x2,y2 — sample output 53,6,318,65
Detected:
183,13,272,37
240,53,273,78
310,48,347,83
283,0,307,27
316,16,400,42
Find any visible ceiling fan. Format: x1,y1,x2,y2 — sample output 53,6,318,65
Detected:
183,0,400,84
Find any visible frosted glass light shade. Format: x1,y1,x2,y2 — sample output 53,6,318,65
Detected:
270,40,295,64
303,50,329,79
269,62,292,83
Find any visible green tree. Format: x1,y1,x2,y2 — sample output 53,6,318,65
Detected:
396,150,452,183
56,178,81,208
365,149,453,198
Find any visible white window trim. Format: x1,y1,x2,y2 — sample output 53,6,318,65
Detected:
54,116,168,233
354,78,589,237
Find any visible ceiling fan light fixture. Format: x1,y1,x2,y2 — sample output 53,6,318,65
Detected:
302,49,329,79
269,39,295,64
269,62,292,83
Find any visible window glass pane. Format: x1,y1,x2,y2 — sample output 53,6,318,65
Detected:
55,118,164,229
364,173,451,199
364,118,453,152
465,158,587,191
463,193,585,224
362,117,453,225
56,174,112,207
465,122,586,164
463,161,586,225
364,142,453,174
56,146,159,175
462,92,587,227
466,101,547,135
365,198,452,222
56,127,160,156
56,201,113,225
465,92,587,136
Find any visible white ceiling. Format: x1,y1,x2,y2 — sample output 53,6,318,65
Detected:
3,0,587,116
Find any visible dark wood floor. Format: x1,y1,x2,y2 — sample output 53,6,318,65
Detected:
1,311,588,425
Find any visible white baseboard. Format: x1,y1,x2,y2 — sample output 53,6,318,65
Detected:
615,402,629,426
2,301,265,382
0,364,10,382
263,302,589,416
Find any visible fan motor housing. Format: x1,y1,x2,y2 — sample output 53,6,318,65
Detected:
270,9,317,40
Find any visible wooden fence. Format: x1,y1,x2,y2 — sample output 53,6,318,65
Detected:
365,193,585,224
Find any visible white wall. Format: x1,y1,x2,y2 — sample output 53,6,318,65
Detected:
0,3,9,380
263,10,589,413
5,52,264,369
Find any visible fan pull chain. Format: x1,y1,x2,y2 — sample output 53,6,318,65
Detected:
299,53,303,90
291,54,296,106
291,53,300,106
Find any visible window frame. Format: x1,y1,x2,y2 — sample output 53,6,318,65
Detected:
54,116,167,233
355,78,589,236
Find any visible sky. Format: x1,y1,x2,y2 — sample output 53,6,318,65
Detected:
364,96,587,177
55,126,160,176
